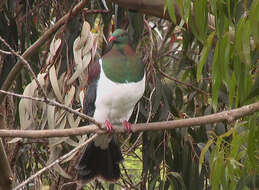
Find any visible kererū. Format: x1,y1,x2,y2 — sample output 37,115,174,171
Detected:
76,29,145,183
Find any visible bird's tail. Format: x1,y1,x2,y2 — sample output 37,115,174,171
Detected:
76,137,123,183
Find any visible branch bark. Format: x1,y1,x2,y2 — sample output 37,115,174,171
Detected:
108,0,175,20
0,101,258,138
109,0,237,44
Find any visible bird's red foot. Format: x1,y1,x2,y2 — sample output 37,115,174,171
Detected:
105,120,114,134
123,120,132,133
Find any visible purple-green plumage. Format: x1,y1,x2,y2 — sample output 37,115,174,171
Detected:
76,29,145,184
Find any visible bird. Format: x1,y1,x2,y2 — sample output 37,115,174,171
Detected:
76,29,145,184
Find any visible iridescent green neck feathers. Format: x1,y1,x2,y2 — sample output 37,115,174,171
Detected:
101,29,144,83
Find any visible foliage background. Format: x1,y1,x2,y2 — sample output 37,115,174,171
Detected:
0,0,258,190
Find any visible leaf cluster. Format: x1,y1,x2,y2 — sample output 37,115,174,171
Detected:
0,0,258,190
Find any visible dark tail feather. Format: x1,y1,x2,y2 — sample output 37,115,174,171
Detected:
76,138,123,183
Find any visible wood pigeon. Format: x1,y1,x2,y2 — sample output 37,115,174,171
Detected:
76,29,145,183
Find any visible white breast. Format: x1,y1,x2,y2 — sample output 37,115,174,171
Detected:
94,59,145,126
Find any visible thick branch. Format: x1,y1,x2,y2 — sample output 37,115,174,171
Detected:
109,0,234,44
108,0,175,20
0,101,258,138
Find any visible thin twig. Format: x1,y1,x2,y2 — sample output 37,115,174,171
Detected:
125,87,156,153
0,36,48,99
121,163,135,188
0,0,89,106
0,89,101,128
158,68,210,96
0,49,12,55
13,134,99,190
17,0,49,23
144,18,156,86
82,8,110,14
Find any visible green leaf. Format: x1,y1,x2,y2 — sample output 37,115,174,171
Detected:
249,0,259,49
195,0,208,42
176,0,183,18
220,33,231,85
152,80,162,117
162,84,179,117
229,72,236,108
197,31,215,82
244,72,259,101
211,150,225,190
199,139,214,174
236,62,253,104
230,128,244,158
247,115,256,168
212,40,221,110
174,86,183,109
168,172,187,190
128,11,144,50
148,176,159,190
189,0,208,42
236,175,254,190
233,56,241,106
166,0,177,24
242,20,251,65
183,0,191,22
235,17,251,65
235,17,245,61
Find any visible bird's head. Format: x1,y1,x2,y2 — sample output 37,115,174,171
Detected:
109,29,128,45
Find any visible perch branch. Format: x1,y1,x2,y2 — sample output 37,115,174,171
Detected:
0,88,259,138
13,134,98,190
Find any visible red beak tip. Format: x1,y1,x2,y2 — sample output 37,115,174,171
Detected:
109,36,116,42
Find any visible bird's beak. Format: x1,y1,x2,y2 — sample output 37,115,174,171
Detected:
109,36,116,42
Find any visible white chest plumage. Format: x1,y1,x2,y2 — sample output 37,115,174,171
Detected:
94,59,145,125
93,60,145,149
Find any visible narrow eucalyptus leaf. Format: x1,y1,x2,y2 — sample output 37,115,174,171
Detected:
167,0,177,23
197,32,215,82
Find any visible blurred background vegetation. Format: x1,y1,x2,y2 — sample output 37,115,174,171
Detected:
0,0,258,190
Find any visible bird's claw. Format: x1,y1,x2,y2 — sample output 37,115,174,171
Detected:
105,120,114,134
123,120,132,133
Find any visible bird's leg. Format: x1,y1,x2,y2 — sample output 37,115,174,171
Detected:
104,120,114,134
123,120,132,133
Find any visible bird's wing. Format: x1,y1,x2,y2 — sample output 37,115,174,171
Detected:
82,62,100,124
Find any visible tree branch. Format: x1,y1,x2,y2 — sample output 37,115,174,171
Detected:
158,68,211,96
0,98,258,138
109,0,175,20
0,0,89,106
109,0,243,46
0,36,48,99
0,90,101,128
